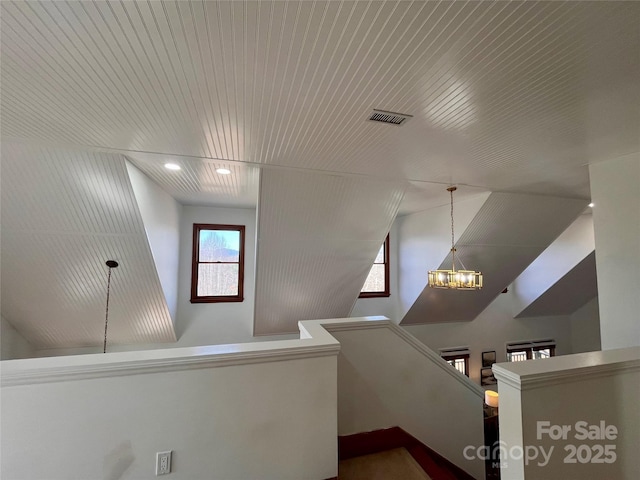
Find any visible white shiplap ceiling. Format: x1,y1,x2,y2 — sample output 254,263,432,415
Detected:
1,1,638,345
126,152,260,208
401,193,588,325
1,142,176,349
2,1,638,200
254,169,404,335
516,252,598,318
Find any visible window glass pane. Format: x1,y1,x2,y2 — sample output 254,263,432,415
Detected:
374,244,384,264
199,230,240,262
533,348,551,359
361,264,385,292
197,264,239,296
453,358,466,375
508,350,528,362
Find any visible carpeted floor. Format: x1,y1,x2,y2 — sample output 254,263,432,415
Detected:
338,447,432,480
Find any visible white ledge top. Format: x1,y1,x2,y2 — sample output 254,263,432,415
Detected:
492,346,640,391
1,316,389,387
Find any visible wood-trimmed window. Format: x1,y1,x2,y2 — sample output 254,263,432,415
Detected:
359,234,390,298
507,340,556,362
440,347,470,377
191,224,245,303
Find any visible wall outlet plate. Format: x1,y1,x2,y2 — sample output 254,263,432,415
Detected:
156,451,172,475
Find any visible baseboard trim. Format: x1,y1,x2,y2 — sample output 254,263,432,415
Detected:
338,426,476,480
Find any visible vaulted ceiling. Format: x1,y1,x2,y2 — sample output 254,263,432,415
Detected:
1,143,176,348
401,193,588,324
1,1,638,348
2,1,638,197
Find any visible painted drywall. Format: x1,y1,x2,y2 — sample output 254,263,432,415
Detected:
357,197,583,386
494,347,640,479
36,206,295,357
125,161,181,322
254,169,404,335
404,293,572,387
570,297,601,353
397,193,491,319
589,153,640,349
1,352,338,480
332,324,485,479
177,206,295,345
1,315,35,360
351,221,399,321
512,213,594,317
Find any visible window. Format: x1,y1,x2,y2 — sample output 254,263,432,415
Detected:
507,340,555,362
359,234,390,298
191,224,245,303
440,347,470,377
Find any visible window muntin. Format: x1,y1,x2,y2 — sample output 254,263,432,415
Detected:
507,350,529,362
533,347,552,359
359,234,390,298
191,224,245,303
440,348,470,377
507,341,555,362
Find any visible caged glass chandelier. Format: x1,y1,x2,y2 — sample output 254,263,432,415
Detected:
428,186,483,290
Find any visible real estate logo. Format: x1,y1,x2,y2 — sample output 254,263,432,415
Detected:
463,420,618,468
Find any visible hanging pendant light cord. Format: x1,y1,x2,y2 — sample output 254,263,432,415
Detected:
450,187,456,272
103,266,113,354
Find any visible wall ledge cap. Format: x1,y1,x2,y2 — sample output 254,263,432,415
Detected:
493,347,640,391
1,319,354,386
313,316,484,398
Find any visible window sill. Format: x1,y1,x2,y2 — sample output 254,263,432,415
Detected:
190,296,244,303
358,292,391,299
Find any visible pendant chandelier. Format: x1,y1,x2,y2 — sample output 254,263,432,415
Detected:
428,186,483,290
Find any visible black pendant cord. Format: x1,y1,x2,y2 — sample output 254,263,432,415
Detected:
447,186,457,272
103,260,119,354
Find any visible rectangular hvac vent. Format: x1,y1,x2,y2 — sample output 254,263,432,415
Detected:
368,109,413,126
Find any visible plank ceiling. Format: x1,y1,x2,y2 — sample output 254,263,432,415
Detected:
2,1,638,198
1,1,639,346
1,143,176,349
401,193,588,324
254,169,404,335
516,252,598,318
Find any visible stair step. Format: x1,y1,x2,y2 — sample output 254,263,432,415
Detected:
338,427,475,480
339,448,431,480
407,445,459,480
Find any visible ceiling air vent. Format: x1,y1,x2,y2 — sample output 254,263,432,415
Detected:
368,109,413,126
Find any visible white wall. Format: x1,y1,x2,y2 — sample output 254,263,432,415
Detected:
1,342,338,480
404,293,572,387
512,214,594,317
397,193,490,319
570,297,601,353
125,161,182,322
177,206,295,345
330,322,485,480
1,315,35,360
363,198,591,388
494,347,640,480
350,222,399,321
589,153,640,349
36,206,295,357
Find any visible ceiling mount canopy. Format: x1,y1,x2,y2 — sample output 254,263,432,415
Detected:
428,187,483,290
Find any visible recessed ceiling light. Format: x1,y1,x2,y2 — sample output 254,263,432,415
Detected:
164,163,181,171
588,202,594,208
216,168,231,175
